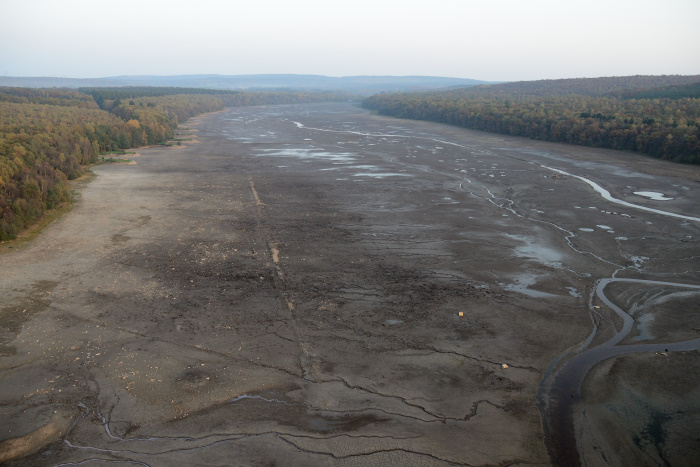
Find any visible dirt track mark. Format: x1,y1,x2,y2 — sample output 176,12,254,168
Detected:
248,176,318,381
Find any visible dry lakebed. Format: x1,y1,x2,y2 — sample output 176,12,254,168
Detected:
1,102,699,466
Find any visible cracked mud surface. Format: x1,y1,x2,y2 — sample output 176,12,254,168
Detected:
1,103,699,466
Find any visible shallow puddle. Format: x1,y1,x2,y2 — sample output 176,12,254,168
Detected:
633,191,674,201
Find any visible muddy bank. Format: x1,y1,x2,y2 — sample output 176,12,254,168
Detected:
1,103,698,465
577,351,700,466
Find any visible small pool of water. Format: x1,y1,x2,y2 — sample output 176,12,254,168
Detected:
353,173,411,178
633,191,674,201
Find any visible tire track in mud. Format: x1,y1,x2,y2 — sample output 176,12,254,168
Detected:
247,176,318,382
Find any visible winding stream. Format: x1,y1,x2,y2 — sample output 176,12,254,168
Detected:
534,166,700,465
293,118,700,465
539,278,700,466
542,165,700,222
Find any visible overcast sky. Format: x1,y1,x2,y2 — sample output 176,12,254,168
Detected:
2,0,699,81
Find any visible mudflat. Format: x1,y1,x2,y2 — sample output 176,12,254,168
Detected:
1,103,698,466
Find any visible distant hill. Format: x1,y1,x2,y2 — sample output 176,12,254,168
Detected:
0,76,125,88
463,75,700,97
0,74,489,93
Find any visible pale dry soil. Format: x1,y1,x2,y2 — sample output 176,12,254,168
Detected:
1,103,699,466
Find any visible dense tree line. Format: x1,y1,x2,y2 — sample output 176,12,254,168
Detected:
0,87,99,108
459,75,700,98
1,86,353,240
619,82,700,100
363,76,700,164
0,89,224,240
0,100,132,240
80,86,240,100
80,86,353,109
110,94,224,145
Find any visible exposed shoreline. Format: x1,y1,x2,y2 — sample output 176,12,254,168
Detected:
1,102,698,465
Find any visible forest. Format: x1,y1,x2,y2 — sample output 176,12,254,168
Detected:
363,75,700,164
0,87,351,241
79,87,352,109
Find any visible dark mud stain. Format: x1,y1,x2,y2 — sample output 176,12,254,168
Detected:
137,215,152,226
192,386,388,434
118,238,274,288
109,421,142,438
280,411,388,434
112,233,130,244
633,408,673,464
0,280,59,356
175,369,216,393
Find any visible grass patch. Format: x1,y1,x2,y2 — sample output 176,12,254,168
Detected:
97,157,131,164
99,150,135,156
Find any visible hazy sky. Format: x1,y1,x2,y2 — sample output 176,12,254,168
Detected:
2,0,699,81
